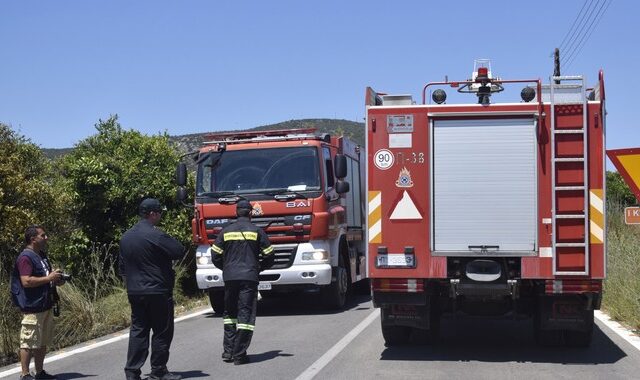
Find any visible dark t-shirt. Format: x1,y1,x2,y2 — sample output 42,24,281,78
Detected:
17,256,33,277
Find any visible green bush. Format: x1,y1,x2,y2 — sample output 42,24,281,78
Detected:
0,123,73,274
607,171,638,206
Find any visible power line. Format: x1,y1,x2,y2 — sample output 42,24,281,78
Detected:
564,0,613,70
562,0,601,64
563,0,608,65
558,0,591,52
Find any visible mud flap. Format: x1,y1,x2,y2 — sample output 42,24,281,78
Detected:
537,295,592,332
381,304,431,330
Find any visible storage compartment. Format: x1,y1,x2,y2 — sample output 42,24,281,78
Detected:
432,118,537,254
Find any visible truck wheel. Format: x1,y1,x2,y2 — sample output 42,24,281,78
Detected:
322,255,349,309
381,322,411,346
208,288,225,314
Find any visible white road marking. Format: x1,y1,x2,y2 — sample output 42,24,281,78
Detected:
595,310,640,351
295,308,380,380
0,307,212,379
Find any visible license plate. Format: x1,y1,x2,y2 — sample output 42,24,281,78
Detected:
258,282,272,290
377,253,415,268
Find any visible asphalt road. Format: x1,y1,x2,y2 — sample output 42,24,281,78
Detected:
1,293,639,380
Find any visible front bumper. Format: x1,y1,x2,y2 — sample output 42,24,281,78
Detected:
195,241,333,290
196,264,332,289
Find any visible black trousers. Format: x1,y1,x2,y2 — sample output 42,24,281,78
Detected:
223,280,258,358
125,294,174,377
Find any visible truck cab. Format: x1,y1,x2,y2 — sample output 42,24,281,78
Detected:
177,128,367,312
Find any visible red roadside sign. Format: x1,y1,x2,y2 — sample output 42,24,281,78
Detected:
626,207,640,224
607,148,640,203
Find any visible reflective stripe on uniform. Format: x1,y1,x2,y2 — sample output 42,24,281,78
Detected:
236,323,255,331
211,245,223,254
223,318,238,325
262,246,274,255
224,231,258,241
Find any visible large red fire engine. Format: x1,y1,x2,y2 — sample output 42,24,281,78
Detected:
366,61,606,346
176,128,367,312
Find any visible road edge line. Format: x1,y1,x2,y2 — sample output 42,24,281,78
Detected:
595,310,640,351
0,307,212,379
295,308,380,380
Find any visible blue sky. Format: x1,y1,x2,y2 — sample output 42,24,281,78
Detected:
0,0,635,156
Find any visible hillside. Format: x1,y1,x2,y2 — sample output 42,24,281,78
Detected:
42,118,365,159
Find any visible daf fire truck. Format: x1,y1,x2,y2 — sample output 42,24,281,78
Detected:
366,61,606,347
176,128,367,312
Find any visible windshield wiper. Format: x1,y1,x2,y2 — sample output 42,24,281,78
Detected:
198,191,236,198
197,192,249,205
264,189,308,201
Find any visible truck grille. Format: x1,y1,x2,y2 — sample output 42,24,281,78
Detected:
206,215,311,243
270,244,297,269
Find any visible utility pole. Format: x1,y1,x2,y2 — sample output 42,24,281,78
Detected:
554,48,561,84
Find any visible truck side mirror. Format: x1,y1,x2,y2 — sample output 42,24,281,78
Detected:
335,180,350,194
334,154,347,179
176,186,188,203
176,163,187,186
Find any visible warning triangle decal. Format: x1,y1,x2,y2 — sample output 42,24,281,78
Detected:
390,191,422,220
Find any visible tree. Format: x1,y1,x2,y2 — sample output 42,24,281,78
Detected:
606,171,637,206
57,115,193,276
0,123,71,272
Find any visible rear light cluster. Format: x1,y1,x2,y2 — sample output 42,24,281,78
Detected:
545,279,602,294
372,278,424,293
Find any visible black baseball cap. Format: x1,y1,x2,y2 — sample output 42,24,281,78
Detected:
236,199,253,211
139,198,166,215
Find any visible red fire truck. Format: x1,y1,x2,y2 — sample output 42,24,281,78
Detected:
176,128,367,312
366,61,606,346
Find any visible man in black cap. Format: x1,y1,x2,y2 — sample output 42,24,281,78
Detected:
119,198,185,380
211,199,273,365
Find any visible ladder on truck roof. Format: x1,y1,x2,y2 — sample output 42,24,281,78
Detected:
550,75,589,276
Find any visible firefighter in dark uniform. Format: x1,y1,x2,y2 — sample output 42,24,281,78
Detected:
119,198,185,380
211,199,273,365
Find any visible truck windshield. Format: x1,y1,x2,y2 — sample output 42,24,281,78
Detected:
196,146,321,196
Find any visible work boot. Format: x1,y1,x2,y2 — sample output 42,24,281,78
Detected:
234,355,250,365
221,352,233,362
34,371,56,379
124,369,142,380
149,371,181,380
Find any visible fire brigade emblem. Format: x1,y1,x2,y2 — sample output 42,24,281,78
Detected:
251,202,264,216
395,167,414,188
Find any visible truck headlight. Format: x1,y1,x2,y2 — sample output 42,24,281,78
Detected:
302,250,328,261
197,255,212,265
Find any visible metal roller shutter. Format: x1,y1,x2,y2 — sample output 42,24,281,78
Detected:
432,118,537,254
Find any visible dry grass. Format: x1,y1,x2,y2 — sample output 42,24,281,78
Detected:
0,247,206,366
602,202,640,332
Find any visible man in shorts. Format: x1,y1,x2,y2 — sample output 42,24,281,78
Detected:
10,225,64,380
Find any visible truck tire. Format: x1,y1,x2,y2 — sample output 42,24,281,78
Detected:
322,254,349,309
208,288,225,314
381,322,411,346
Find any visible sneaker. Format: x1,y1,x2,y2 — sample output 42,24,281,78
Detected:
19,374,34,380
34,371,56,380
221,352,233,362
149,372,181,380
234,355,250,365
